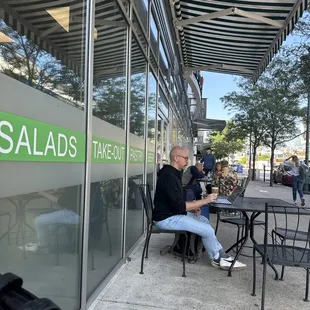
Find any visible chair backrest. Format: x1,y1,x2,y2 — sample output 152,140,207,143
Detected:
264,203,310,263
239,177,249,197
138,184,153,227
184,188,195,202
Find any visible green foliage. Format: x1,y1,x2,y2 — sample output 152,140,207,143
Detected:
221,45,306,185
239,157,247,165
208,121,245,159
258,154,270,161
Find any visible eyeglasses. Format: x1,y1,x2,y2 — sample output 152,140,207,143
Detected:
178,155,189,161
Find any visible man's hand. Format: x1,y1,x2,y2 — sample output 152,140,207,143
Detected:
203,193,217,204
194,208,201,216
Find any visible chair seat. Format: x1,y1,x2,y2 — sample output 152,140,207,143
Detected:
274,227,310,242
221,217,265,226
254,244,310,268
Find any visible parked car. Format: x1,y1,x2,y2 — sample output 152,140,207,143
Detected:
230,164,238,173
273,164,292,186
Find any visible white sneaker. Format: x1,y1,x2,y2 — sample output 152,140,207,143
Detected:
19,243,48,253
294,201,298,206
219,257,247,270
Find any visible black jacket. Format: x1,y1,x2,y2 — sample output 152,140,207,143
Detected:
153,165,187,221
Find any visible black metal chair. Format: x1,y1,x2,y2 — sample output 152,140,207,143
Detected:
271,226,310,280
0,211,12,244
138,184,188,277
252,204,310,309
214,178,265,256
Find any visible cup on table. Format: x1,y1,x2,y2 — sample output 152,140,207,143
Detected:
212,187,219,194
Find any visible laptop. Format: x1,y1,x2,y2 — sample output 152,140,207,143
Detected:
215,185,244,205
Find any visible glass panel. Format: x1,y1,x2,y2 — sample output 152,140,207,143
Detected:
149,50,158,72
158,88,169,118
133,0,148,32
159,39,168,69
157,117,163,170
132,13,147,53
87,0,127,297
126,36,146,252
147,72,157,188
0,1,87,309
150,11,158,56
159,39,170,86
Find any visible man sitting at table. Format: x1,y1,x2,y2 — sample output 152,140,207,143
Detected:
153,146,246,270
182,162,205,200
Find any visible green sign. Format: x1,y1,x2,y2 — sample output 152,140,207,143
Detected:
0,110,155,164
92,136,126,163
0,110,85,162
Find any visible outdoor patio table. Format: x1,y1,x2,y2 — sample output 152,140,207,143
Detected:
214,197,299,277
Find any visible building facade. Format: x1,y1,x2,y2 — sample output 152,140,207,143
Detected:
0,1,196,309
1,0,308,309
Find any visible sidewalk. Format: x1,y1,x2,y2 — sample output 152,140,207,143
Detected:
91,181,309,310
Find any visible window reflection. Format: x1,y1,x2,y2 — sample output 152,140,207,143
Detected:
158,88,169,118
130,37,146,137
87,0,127,298
87,178,123,296
0,0,87,308
0,17,85,109
150,12,158,55
126,35,146,252
147,72,157,192
0,183,84,310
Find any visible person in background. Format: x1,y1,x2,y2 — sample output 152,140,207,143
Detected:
200,148,216,176
284,155,306,206
212,162,222,186
153,146,246,270
219,165,238,196
182,162,205,200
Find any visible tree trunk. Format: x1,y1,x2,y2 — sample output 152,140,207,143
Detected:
269,145,275,187
252,146,257,181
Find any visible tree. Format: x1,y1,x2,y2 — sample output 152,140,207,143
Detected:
208,121,245,159
258,53,304,185
0,20,86,109
222,48,305,186
93,73,153,136
258,154,270,161
222,81,269,180
0,20,61,88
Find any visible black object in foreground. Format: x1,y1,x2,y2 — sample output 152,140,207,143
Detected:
0,273,61,310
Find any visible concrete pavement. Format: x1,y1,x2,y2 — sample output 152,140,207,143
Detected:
91,180,309,310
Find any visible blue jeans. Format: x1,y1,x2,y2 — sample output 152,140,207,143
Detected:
292,175,304,201
155,212,222,259
35,209,80,246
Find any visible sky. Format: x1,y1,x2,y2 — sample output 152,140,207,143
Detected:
202,34,304,121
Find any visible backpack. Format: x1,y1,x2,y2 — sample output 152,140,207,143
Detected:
0,273,61,309
171,232,203,263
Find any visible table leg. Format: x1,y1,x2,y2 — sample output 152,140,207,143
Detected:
226,211,249,277
250,212,279,280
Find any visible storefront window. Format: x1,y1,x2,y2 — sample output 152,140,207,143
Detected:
158,88,169,118
0,1,87,309
150,11,158,56
87,0,127,298
126,36,146,252
147,72,157,191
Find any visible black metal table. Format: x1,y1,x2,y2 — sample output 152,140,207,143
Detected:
214,197,297,276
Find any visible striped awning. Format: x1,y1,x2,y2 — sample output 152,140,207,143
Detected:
193,118,226,131
173,0,309,81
